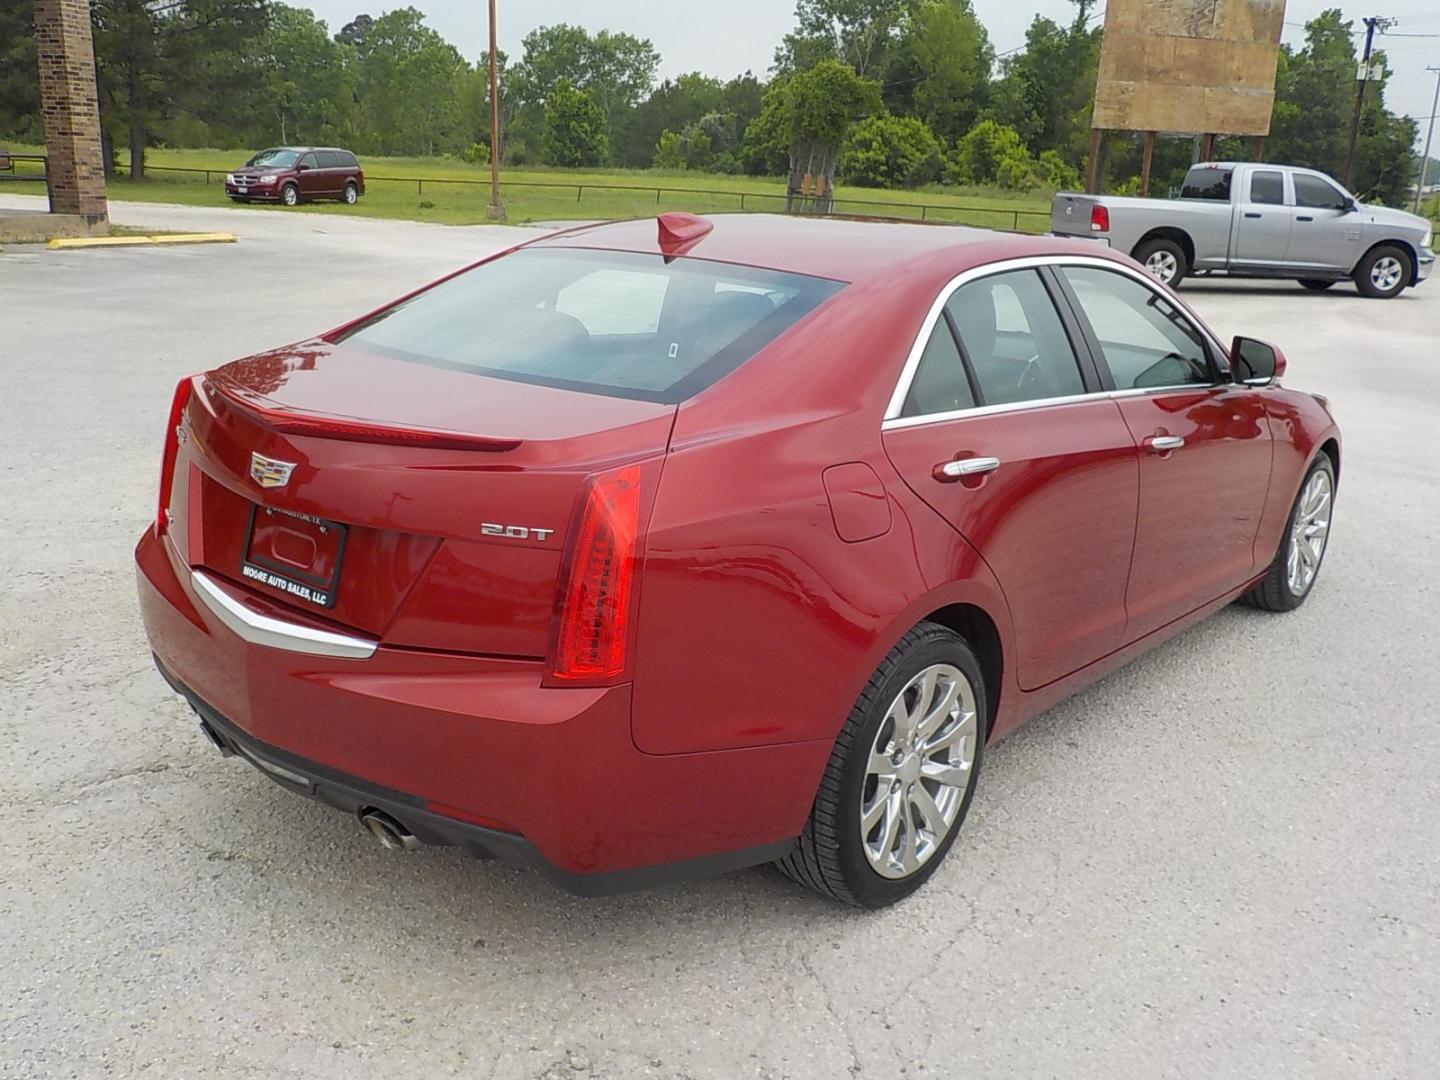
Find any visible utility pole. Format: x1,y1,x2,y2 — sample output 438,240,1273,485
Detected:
1344,16,1394,189
485,0,504,221
1416,66,1440,215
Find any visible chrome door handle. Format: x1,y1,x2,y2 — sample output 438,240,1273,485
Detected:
1146,436,1185,453
938,456,1001,479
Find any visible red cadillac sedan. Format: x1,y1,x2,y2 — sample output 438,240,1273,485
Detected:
136,213,1339,907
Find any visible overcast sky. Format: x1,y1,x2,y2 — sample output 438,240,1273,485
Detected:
298,1,1440,141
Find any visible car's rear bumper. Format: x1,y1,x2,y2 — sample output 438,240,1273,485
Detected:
135,527,818,894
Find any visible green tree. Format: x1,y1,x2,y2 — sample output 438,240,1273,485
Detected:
351,7,467,156
91,0,268,177
840,113,942,187
543,78,609,167
1267,11,1416,205
775,0,907,77
257,5,352,147
740,77,793,175
653,129,686,170
885,0,992,144
512,24,658,144
987,1,1099,171
0,0,40,141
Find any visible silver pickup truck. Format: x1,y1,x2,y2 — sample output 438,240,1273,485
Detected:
1052,162,1435,299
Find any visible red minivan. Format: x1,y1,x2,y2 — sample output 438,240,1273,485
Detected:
225,147,365,207
136,214,1340,906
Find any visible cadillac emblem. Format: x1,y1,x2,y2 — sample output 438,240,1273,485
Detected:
249,451,297,489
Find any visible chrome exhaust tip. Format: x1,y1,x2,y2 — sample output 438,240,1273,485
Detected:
359,809,419,851
198,719,235,757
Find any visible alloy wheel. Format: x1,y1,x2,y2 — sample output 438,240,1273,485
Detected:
1286,468,1332,596
1370,256,1404,293
860,663,978,880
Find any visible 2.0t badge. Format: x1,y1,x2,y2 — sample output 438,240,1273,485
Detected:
249,452,297,489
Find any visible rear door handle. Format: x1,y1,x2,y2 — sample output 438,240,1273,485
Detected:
1145,435,1185,453
1296,215,1314,222
936,456,1001,480
1244,211,1263,219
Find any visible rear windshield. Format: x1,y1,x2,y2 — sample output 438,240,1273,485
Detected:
1181,167,1233,201
336,248,846,402
248,149,300,168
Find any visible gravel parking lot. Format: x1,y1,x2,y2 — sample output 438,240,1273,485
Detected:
3,194,1438,1080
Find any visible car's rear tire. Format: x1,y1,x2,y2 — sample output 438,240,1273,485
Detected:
1241,454,1336,612
342,182,358,205
778,621,985,908
1133,237,1188,288
1298,279,1337,291
280,183,300,207
1353,244,1410,299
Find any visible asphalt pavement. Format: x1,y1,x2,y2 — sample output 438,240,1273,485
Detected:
2,194,1437,1079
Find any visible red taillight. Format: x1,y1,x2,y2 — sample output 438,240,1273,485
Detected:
156,376,196,535
1090,204,1110,233
552,464,643,681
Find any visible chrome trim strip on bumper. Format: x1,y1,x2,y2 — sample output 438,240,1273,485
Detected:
189,569,377,660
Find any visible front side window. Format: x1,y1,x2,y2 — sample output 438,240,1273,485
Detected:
1294,174,1348,210
299,152,318,169
946,270,1085,407
247,149,299,168
1061,267,1214,390
1181,168,1233,201
337,248,844,402
1250,170,1285,205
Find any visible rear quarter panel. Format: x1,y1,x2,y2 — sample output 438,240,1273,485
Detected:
628,274,1016,756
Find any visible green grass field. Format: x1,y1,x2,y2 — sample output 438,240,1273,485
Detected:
3,146,1056,232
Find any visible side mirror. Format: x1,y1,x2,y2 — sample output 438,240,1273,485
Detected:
1231,336,1286,385
1343,196,1358,214
295,163,309,172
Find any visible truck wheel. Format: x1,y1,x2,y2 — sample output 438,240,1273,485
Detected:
1353,245,1410,299
1134,238,1188,288
1298,279,1336,291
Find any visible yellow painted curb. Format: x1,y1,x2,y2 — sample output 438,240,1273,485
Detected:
47,232,237,250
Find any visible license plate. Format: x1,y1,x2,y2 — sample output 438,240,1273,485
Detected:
236,186,247,194
241,505,347,610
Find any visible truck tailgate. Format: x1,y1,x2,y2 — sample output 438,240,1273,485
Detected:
1051,193,1099,238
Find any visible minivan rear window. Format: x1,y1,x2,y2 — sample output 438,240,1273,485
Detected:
336,248,846,402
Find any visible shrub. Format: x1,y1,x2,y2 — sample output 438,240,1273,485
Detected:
948,119,1028,186
461,142,490,166
840,114,943,188
653,130,686,170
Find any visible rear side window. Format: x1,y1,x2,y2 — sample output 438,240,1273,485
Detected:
901,322,976,418
1250,170,1285,205
339,152,359,168
317,151,341,168
1061,267,1214,389
947,270,1085,407
1181,168,1233,201
1294,174,1348,210
336,248,844,402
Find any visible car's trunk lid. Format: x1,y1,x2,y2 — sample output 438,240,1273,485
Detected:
176,340,675,658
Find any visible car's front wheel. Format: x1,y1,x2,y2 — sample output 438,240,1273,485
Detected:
779,622,985,908
280,183,300,207
1354,245,1410,299
1242,454,1336,612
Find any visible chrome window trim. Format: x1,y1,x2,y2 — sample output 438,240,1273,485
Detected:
190,568,377,660
881,384,1222,432
883,255,1230,424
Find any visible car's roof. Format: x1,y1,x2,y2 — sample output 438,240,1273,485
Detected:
530,214,1111,285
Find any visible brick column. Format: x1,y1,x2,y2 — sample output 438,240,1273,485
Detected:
33,0,108,225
